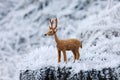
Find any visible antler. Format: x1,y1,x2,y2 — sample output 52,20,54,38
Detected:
49,18,58,29
49,19,53,29
54,18,58,29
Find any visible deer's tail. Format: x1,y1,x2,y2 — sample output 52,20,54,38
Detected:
80,44,82,48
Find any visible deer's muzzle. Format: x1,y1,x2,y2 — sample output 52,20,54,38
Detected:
44,34,47,36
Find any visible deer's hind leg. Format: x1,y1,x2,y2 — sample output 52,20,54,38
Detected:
75,49,80,60
72,50,77,63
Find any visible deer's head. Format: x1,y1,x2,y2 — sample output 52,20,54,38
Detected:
44,18,58,36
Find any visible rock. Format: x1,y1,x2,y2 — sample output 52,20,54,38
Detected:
20,65,120,80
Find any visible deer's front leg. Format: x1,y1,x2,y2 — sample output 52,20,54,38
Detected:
58,49,61,63
62,50,67,63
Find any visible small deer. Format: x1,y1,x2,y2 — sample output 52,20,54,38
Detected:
44,18,82,63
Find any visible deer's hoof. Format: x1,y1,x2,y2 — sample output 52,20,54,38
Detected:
65,61,67,64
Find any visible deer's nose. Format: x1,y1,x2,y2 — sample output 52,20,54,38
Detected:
44,34,47,36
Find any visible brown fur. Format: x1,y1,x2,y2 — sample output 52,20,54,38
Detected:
44,18,82,63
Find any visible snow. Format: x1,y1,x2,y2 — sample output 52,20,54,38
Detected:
0,0,120,80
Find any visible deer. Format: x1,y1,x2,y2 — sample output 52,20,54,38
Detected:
44,18,82,63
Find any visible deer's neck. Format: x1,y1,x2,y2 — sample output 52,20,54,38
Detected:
54,33,59,44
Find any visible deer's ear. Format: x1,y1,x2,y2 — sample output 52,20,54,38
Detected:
54,28,58,32
49,26,52,29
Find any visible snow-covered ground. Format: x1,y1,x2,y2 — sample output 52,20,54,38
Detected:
0,0,120,80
